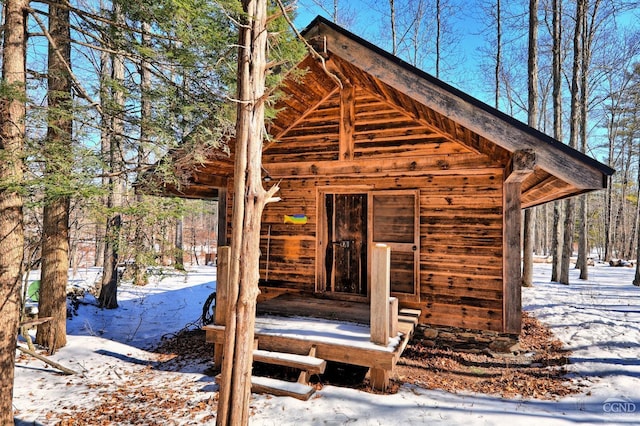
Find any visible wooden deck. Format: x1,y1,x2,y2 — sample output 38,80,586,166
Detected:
204,293,420,391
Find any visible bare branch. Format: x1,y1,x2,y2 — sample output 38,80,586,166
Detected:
274,0,343,89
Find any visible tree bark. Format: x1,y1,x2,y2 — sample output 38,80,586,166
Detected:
95,0,110,269
494,0,501,109
99,2,125,309
36,0,72,352
551,201,562,282
550,0,563,281
0,0,28,422
132,21,152,286
216,1,278,424
560,0,585,285
435,0,441,78
522,0,539,288
577,0,596,280
634,151,640,286
389,0,396,55
175,216,184,270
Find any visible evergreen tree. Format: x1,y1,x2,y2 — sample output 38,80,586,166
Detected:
0,0,28,421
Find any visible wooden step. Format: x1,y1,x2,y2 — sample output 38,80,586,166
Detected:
399,308,421,318
251,376,316,401
398,308,421,325
215,374,315,401
253,349,326,375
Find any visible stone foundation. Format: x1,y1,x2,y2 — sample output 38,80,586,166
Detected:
414,324,521,354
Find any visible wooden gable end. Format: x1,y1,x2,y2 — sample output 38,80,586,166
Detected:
265,57,489,170
300,17,613,209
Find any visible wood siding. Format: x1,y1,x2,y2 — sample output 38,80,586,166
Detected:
231,79,507,332
252,170,504,331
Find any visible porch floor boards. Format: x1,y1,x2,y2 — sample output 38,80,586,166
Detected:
204,294,419,377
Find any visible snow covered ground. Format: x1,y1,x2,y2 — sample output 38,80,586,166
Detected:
13,263,640,425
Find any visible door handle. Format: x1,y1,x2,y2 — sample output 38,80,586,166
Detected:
332,240,352,248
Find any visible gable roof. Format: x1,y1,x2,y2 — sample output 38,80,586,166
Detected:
148,16,613,207
292,16,613,204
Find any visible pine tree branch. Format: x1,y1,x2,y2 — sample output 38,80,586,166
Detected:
32,0,178,41
28,8,103,114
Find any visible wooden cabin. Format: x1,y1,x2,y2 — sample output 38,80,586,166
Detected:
152,17,613,392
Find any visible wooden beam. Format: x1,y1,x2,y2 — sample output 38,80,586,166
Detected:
217,187,228,247
505,149,536,183
214,246,230,369
389,297,398,337
311,22,606,190
371,244,390,345
188,173,228,187
339,85,355,161
272,86,340,144
266,153,502,179
503,181,522,334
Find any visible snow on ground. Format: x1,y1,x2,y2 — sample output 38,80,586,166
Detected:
13,263,640,425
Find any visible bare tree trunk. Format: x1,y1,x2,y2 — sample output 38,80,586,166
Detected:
577,0,598,280
95,0,110,269
36,0,72,352
550,0,563,282
494,0,501,109
175,216,184,270
0,0,27,422
99,2,125,308
560,0,585,285
389,0,396,55
577,196,588,278
435,0,441,78
133,21,152,286
216,1,279,424
409,0,425,67
522,0,539,288
604,113,615,261
634,154,640,286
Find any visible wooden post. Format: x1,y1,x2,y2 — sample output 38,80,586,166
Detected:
371,244,390,345
503,150,535,334
214,246,230,369
503,182,523,334
217,187,227,247
389,297,398,338
339,84,355,161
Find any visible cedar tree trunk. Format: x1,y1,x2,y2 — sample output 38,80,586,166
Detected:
0,0,28,422
216,0,278,424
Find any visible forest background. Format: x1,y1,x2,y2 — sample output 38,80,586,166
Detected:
1,0,640,423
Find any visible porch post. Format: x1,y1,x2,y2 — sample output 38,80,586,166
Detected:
370,244,391,391
214,246,230,369
371,244,390,345
503,149,535,334
217,187,228,247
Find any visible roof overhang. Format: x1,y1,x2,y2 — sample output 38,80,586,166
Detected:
142,16,613,208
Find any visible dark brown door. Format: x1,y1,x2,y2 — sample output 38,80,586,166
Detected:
324,193,368,296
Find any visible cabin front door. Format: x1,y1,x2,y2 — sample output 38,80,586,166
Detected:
323,193,368,296
317,189,420,301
